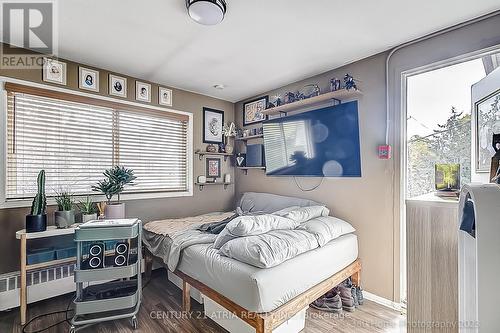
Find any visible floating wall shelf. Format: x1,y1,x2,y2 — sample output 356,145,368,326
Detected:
195,182,232,191
195,150,233,161
235,134,263,141
261,89,362,116
236,166,266,175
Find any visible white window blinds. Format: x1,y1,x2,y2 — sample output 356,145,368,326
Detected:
6,87,189,200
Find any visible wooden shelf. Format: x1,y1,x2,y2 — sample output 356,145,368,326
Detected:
195,150,233,161
16,224,81,240
261,89,362,116
235,134,263,141
195,182,232,190
236,166,266,175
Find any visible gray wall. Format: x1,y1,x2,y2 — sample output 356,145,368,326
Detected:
0,46,235,274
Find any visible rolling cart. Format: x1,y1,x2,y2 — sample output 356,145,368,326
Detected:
69,218,142,332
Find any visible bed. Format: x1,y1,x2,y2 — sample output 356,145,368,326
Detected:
143,192,361,333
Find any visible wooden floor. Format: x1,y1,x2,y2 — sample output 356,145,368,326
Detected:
0,269,406,333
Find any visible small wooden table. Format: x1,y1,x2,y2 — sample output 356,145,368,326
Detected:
16,224,80,325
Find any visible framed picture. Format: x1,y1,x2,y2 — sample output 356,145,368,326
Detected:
243,95,268,126
206,158,221,178
475,89,500,172
435,163,460,191
159,87,172,106
42,58,66,85
203,107,224,144
109,74,127,98
235,153,246,167
79,67,99,92
136,81,151,102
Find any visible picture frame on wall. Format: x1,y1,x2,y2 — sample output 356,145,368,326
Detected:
159,87,173,106
203,107,224,144
78,67,99,92
206,158,221,178
243,95,268,126
475,88,500,172
42,58,67,85
109,74,127,98
136,81,151,102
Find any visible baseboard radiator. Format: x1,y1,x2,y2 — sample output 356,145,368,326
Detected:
0,264,76,312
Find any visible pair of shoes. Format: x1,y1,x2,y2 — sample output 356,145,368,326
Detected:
338,282,355,312
310,288,343,313
355,286,364,305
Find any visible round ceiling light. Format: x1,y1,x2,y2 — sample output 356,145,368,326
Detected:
186,0,227,25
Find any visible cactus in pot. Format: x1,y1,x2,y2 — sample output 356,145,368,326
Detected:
54,191,75,228
26,170,47,232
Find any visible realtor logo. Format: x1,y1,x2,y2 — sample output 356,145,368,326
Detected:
1,1,57,69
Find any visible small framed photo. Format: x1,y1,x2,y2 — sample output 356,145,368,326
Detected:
136,81,151,102
42,58,67,85
243,95,268,126
475,88,500,172
203,107,224,144
206,158,221,178
159,87,172,107
79,67,99,92
109,74,127,98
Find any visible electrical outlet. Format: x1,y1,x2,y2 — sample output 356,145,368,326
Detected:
378,145,392,159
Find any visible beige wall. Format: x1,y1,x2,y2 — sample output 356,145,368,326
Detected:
234,52,394,300
0,45,235,274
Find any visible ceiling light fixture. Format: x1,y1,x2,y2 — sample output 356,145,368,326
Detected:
186,0,227,26
213,84,225,90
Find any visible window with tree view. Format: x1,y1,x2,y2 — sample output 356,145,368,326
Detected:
406,58,490,198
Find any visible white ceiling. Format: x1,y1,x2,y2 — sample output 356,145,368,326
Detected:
54,1,500,102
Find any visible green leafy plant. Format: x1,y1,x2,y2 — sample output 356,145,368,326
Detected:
78,196,96,214
55,191,74,211
30,170,46,216
92,166,136,203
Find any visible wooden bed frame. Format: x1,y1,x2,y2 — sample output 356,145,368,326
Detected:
144,249,361,333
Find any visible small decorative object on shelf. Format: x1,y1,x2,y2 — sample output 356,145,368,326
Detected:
300,84,320,99
330,78,341,91
435,163,460,197
222,122,236,154
92,166,136,219
284,92,296,104
78,196,97,223
197,175,207,184
224,174,231,183
218,142,226,153
258,127,263,135
54,190,75,229
344,73,357,90
206,144,217,153
268,94,282,108
236,153,246,167
26,170,47,233
243,129,250,137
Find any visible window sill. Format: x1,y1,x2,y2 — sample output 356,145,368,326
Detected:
0,190,193,210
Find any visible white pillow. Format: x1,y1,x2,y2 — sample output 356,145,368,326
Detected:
283,205,330,223
298,216,355,246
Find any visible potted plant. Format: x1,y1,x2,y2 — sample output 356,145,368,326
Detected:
26,170,47,233
92,166,136,219
78,196,97,223
54,191,75,228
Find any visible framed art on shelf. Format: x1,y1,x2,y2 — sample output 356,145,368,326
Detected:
206,158,221,178
475,88,500,172
136,81,151,102
243,95,268,126
109,74,127,98
42,58,67,85
79,67,99,92
203,107,224,144
159,87,173,106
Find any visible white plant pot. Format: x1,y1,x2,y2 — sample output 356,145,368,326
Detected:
82,213,97,223
105,203,125,219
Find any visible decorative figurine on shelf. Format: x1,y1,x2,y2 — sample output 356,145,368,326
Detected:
330,78,341,91
268,94,282,109
218,142,226,153
344,73,357,90
206,144,217,153
284,92,296,104
223,122,236,154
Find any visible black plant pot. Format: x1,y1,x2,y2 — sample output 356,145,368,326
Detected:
26,214,47,233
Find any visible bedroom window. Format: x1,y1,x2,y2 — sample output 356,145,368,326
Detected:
4,83,190,202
